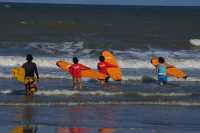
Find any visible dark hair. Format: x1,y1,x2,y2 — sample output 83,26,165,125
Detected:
158,57,165,63
73,57,79,64
99,55,105,62
26,54,33,62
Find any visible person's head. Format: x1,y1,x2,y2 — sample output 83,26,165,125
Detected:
158,57,165,64
26,54,33,62
99,55,105,62
72,57,79,64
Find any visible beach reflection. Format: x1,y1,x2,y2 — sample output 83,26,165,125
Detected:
99,128,114,133
11,97,38,133
57,128,114,133
11,126,37,133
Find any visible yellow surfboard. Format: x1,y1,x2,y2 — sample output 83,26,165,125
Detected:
56,60,107,80
151,57,187,79
11,67,25,83
11,126,37,133
11,127,23,133
11,67,37,95
101,50,122,81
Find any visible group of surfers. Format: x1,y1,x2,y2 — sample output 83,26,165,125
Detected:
22,52,172,95
22,53,118,94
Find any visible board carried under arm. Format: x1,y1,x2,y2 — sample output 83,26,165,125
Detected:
150,57,187,79
101,50,122,81
11,67,25,83
56,60,107,80
11,67,38,96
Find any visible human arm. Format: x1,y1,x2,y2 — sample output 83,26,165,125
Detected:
152,67,157,75
80,64,90,70
152,65,158,75
34,64,39,80
22,63,25,68
165,63,174,68
97,65,100,70
69,65,73,75
105,62,118,68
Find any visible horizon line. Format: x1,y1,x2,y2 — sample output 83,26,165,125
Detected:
1,1,200,7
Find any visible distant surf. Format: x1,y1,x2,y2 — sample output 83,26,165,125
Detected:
0,50,200,68
0,88,199,107
189,39,200,47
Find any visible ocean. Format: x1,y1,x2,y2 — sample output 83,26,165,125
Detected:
0,2,200,132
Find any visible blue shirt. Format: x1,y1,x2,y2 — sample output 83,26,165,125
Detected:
157,64,167,76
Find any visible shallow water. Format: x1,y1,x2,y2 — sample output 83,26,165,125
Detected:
1,77,200,132
0,3,200,132
1,78,200,105
1,104,200,132
1,77,200,133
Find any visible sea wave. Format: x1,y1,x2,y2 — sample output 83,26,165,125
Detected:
0,101,200,107
189,39,200,47
0,56,200,69
0,89,200,107
1,41,200,57
0,89,194,97
26,42,200,59
27,41,85,55
1,74,200,82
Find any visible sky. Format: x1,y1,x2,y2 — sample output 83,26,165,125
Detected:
0,0,200,6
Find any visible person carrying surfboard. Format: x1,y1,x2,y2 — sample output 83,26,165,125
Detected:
97,55,118,84
151,56,187,80
156,57,168,85
22,54,39,95
69,57,89,89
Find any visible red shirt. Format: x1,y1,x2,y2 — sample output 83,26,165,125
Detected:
97,61,117,75
69,63,89,79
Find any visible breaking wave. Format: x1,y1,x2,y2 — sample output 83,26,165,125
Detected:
0,101,200,107
0,56,200,69
0,89,199,107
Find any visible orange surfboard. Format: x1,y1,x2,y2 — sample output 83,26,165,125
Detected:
57,128,88,133
101,50,122,81
99,128,114,133
56,60,107,80
151,57,187,79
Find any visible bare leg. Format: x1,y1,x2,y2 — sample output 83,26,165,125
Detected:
99,80,109,90
72,78,77,89
77,78,82,89
100,80,105,85
73,78,82,89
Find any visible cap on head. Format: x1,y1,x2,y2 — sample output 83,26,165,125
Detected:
26,54,33,62
99,55,105,62
73,57,79,64
158,57,165,63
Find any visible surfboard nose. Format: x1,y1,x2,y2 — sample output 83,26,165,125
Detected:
56,62,60,67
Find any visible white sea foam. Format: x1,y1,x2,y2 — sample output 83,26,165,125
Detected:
0,73,199,82
123,76,200,82
1,101,200,106
0,89,193,97
0,56,200,69
36,91,193,97
27,41,84,55
189,39,200,46
36,90,123,96
0,55,200,81
0,48,200,81
25,41,200,58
